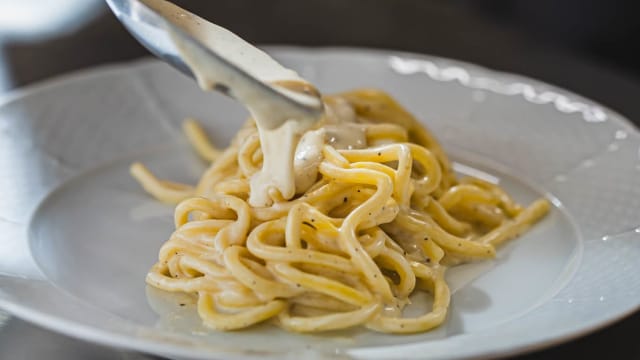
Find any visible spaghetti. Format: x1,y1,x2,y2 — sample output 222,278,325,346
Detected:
132,89,549,333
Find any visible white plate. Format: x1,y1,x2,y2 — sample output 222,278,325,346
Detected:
1,47,639,360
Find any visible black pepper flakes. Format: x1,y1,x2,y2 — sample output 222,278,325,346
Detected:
302,221,316,230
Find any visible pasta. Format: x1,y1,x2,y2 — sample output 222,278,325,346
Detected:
132,89,549,333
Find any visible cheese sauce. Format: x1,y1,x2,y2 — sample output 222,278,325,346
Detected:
142,0,371,206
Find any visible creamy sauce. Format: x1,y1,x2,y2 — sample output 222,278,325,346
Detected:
272,80,322,99
293,128,325,194
325,124,367,150
142,0,368,206
175,35,316,206
141,0,303,85
249,121,300,205
323,97,367,150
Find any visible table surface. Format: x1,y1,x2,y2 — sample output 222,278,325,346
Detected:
1,2,639,359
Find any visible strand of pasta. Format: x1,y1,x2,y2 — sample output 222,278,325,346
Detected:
183,118,221,162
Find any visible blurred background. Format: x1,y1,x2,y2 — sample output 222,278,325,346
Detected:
0,0,638,359
1,0,640,121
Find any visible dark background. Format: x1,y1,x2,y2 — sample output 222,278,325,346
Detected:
4,0,640,122
1,0,639,358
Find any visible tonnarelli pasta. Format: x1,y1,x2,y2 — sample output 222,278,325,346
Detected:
131,89,549,333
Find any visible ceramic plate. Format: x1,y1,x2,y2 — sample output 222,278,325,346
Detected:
1,47,639,359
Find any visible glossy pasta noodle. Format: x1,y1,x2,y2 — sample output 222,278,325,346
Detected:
131,89,549,333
